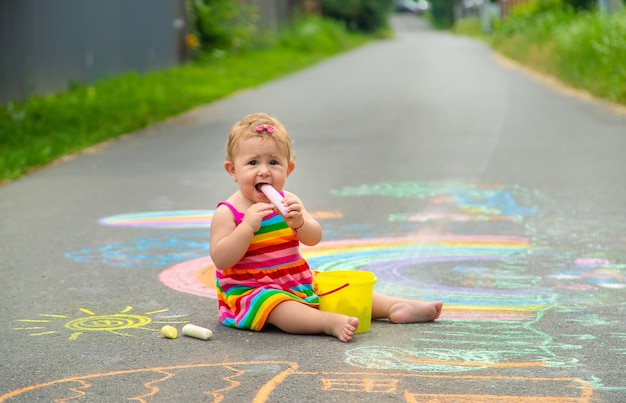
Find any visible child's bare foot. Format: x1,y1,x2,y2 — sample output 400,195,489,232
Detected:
388,300,443,324
324,314,359,342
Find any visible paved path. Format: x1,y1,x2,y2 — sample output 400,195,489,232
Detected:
1,15,625,402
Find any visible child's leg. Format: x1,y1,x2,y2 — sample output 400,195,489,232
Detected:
371,292,443,323
266,300,359,342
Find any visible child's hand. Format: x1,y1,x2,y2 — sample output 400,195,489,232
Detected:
281,195,304,229
242,202,275,233
279,191,322,246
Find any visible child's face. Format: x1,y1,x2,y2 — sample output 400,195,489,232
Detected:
225,136,294,204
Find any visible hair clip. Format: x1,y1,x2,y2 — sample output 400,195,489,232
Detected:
256,124,274,134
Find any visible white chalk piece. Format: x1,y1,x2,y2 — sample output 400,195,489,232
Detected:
182,324,213,340
259,184,289,216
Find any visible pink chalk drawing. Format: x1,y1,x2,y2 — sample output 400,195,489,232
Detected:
550,258,626,290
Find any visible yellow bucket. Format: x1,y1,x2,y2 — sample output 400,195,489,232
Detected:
314,270,377,334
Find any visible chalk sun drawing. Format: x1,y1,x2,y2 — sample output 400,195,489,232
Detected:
13,307,188,340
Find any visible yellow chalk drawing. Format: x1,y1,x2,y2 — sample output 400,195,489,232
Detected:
321,377,398,393
0,361,594,402
13,306,188,340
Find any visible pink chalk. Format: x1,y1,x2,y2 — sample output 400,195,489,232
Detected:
259,184,288,216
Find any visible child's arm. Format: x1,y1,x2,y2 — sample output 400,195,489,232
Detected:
210,202,275,269
282,191,322,246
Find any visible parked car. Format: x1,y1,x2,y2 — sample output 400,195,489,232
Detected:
394,0,429,15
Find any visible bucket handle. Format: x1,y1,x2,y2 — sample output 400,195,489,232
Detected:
317,283,349,297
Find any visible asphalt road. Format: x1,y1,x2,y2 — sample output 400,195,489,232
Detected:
1,15,625,402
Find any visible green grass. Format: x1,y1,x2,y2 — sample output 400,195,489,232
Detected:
0,16,370,183
455,7,626,106
551,10,626,102
452,17,484,38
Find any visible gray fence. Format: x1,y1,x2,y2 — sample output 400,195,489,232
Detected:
0,0,186,104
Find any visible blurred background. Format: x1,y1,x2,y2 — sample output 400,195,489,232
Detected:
1,0,624,182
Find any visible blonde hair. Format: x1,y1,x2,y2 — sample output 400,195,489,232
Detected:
226,112,294,162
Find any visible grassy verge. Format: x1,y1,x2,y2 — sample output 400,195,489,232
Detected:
454,8,626,106
0,16,371,183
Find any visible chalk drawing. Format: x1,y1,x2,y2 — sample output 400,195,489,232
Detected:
55,180,625,396
308,237,554,323
451,188,537,216
159,255,217,298
99,210,215,229
158,234,554,325
64,232,211,268
588,376,626,392
13,307,188,340
389,213,525,223
330,181,472,199
345,345,559,373
321,377,397,392
0,361,594,402
566,314,620,327
330,182,540,215
322,180,625,396
65,211,343,269
345,317,581,374
98,210,343,229
548,258,626,290
332,183,539,237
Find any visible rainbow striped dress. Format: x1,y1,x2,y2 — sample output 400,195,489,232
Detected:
215,201,319,331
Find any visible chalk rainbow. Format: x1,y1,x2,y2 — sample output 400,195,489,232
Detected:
99,210,343,229
99,210,214,229
159,234,552,322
